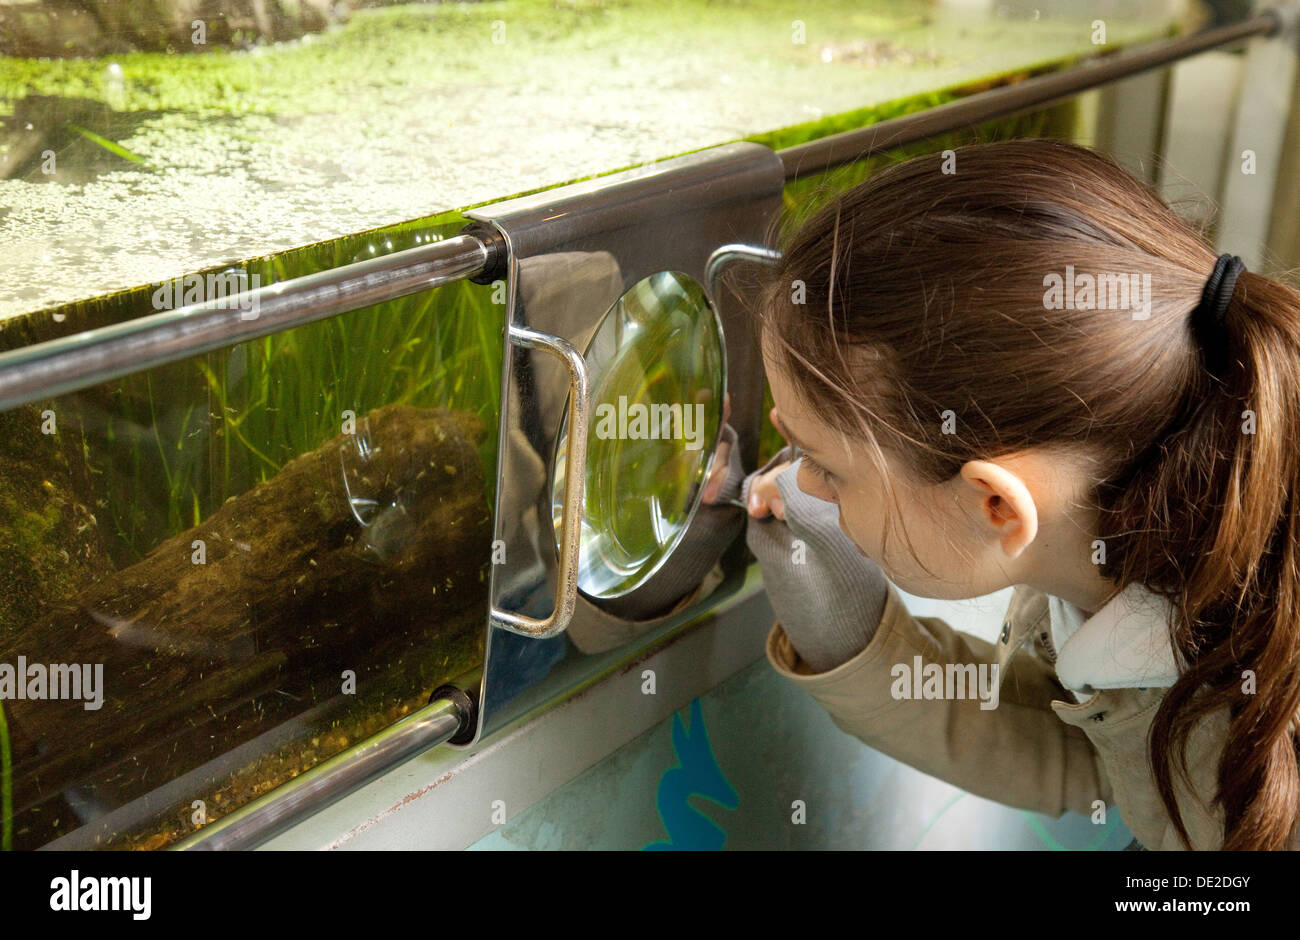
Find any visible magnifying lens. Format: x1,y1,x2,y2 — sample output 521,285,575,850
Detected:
551,270,726,600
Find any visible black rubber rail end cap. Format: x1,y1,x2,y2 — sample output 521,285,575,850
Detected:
429,683,478,746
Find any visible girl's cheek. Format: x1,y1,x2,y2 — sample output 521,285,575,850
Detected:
841,496,885,560
837,500,870,553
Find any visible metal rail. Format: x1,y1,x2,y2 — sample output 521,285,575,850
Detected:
176,692,470,850
4,9,1291,851
0,234,491,412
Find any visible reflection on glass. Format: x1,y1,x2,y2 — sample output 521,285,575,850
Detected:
552,271,724,599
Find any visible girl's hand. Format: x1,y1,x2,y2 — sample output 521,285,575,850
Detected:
700,392,734,504
746,407,794,519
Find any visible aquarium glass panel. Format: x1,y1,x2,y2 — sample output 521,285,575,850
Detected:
0,259,501,850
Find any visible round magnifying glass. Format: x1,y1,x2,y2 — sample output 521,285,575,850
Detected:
551,270,726,600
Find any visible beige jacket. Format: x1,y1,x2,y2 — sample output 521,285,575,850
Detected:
765,580,1294,850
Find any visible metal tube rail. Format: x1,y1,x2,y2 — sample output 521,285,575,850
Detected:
175,692,470,851
0,234,491,412
779,9,1284,181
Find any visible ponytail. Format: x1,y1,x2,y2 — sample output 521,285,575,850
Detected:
1100,270,1300,849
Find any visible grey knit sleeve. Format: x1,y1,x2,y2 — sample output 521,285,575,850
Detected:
742,448,890,673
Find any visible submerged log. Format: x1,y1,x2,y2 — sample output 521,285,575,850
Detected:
2,403,492,830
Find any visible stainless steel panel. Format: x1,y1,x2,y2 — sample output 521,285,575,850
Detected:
461,140,785,743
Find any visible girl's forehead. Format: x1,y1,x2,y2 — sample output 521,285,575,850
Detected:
759,330,865,458
770,385,836,452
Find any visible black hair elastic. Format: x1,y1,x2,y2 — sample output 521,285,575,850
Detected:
1191,253,1246,378
1195,253,1246,332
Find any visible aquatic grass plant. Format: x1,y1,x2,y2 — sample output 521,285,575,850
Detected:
62,121,150,167
24,209,505,565
211,256,503,494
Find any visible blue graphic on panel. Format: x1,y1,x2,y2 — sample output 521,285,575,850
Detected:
644,698,738,850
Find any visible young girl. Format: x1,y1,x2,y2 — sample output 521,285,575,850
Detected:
728,138,1300,851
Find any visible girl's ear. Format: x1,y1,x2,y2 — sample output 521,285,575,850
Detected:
959,459,1039,560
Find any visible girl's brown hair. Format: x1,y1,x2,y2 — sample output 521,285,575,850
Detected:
757,138,1300,850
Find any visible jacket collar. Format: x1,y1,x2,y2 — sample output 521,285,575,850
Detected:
1051,582,1182,693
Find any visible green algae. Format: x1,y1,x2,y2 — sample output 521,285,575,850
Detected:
0,403,113,639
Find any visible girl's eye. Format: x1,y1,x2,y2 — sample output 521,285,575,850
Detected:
803,456,835,485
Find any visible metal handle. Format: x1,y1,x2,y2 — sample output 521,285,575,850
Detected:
489,324,590,639
705,243,783,301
